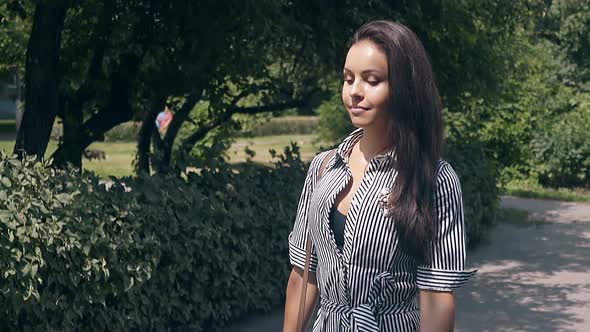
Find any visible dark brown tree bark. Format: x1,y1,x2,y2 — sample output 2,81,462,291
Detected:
151,92,200,174
51,52,141,168
136,96,166,174
14,1,69,159
49,0,118,169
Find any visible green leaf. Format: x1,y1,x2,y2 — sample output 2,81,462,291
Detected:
1,177,11,188
30,264,38,278
55,193,72,205
124,277,134,292
21,263,31,276
0,210,11,222
83,243,91,256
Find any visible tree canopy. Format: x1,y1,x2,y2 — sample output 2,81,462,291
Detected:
2,0,585,180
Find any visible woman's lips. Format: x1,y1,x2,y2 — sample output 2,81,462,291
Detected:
349,105,370,116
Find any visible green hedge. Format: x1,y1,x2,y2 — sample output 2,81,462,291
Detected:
103,122,141,142
51,122,141,142
0,153,157,330
121,148,306,330
444,131,500,246
0,146,306,331
239,116,319,137
530,100,590,188
52,117,318,142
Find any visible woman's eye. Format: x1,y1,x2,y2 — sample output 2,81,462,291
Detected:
343,77,354,84
367,77,380,86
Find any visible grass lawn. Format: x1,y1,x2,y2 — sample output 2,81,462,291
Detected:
0,140,137,178
0,134,321,178
502,179,590,203
0,141,59,158
228,134,319,164
496,207,549,227
83,142,138,178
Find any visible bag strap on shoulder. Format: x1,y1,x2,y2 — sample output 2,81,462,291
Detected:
296,148,336,332
318,149,336,180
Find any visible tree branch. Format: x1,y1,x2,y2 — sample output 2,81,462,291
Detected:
180,98,306,154
163,91,201,147
71,0,115,107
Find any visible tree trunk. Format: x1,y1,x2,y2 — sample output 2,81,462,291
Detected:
51,52,141,168
136,96,166,175
54,101,84,169
14,1,69,159
152,93,200,174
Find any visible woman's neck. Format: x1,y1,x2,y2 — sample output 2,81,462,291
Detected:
356,126,392,161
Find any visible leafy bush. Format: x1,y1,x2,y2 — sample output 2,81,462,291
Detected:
0,153,157,331
0,146,307,331
530,98,590,188
239,116,319,137
315,93,355,145
117,145,306,331
104,122,141,142
444,130,500,247
50,122,141,142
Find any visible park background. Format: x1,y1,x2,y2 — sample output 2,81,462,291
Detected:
0,0,589,330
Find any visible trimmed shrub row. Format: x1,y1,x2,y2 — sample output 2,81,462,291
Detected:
238,116,319,137
51,122,141,142
445,133,500,246
50,116,319,143
0,147,305,331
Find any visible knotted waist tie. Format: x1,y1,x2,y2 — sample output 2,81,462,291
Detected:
320,297,379,331
320,297,415,332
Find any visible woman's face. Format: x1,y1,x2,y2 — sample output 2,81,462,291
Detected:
342,40,391,131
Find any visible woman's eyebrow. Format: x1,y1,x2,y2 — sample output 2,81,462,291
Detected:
343,68,384,75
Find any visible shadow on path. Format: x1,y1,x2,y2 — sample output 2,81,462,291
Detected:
501,196,590,223
456,221,590,331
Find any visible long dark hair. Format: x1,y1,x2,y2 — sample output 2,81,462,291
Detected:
351,21,443,262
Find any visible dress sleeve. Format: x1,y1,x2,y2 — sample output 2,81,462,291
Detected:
417,161,477,292
288,151,330,273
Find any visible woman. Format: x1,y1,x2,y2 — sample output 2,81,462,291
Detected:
283,20,476,332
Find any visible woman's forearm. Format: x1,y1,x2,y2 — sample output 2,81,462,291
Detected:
284,267,319,332
419,290,455,332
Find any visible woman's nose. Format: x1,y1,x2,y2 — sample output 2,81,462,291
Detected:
349,81,364,98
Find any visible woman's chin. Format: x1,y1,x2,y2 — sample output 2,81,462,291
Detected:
349,116,371,128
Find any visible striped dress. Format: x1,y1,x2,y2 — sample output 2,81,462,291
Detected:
288,128,476,332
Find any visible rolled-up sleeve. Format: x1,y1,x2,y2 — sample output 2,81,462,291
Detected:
417,162,477,292
288,152,329,273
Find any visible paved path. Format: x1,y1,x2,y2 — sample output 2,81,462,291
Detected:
455,197,590,331
224,196,590,332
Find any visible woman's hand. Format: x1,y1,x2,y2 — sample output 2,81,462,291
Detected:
419,290,456,332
